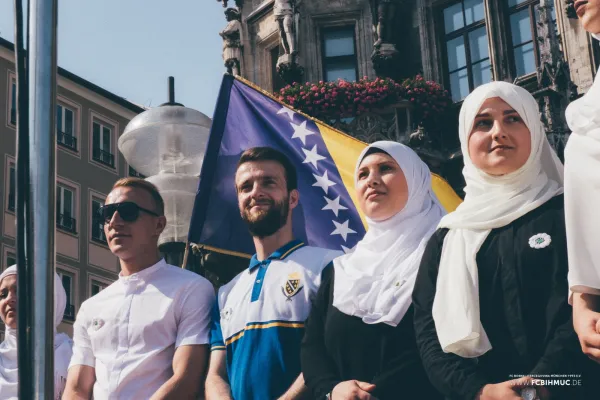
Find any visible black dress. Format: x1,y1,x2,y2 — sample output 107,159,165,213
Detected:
301,265,443,400
412,195,599,400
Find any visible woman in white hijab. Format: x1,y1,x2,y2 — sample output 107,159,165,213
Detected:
412,81,594,400
0,265,73,399
564,0,600,364
301,141,445,400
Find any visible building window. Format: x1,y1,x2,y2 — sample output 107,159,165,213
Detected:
91,280,108,297
58,271,75,321
507,0,557,77
7,162,15,212
91,198,107,244
57,185,77,233
92,120,115,168
270,46,287,92
128,166,145,179
5,251,16,269
442,0,491,101
56,104,77,151
9,79,16,125
321,26,358,82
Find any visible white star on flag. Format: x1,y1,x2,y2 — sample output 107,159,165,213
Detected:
302,145,326,169
322,195,347,216
277,107,296,121
290,121,316,145
341,245,356,254
313,171,336,194
331,219,357,242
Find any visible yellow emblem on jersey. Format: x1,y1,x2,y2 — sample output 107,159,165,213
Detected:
282,272,303,301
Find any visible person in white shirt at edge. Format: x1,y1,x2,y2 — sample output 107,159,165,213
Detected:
63,177,215,400
564,0,600,364
0,265,73,399
205,147,342,400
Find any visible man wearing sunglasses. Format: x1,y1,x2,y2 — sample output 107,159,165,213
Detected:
64,177,215,400
206,147,342,400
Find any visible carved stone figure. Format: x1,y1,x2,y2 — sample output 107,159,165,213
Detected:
536,0,578,160
219,8,243,75
274,0,295,56
217,0,243,9
369,0,403,47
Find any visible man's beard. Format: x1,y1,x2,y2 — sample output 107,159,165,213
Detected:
241,197,290,238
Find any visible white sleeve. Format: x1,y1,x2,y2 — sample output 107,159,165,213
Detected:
68,302,95,368
175,277,216,347
565,135,600,298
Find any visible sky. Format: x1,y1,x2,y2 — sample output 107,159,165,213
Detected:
0,0,227,116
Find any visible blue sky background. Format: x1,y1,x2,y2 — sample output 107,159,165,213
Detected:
0,0,227,116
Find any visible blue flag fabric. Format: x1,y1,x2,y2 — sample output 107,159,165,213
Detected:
188,75,366,257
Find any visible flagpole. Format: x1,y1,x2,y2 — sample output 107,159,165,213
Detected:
181,241,190,269
27,0,58,397
13,0,33,397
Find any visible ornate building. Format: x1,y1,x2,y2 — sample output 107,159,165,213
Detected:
215,0,597,180
206,0,598,283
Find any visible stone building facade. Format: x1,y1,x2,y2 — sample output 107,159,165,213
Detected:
215,0,599,191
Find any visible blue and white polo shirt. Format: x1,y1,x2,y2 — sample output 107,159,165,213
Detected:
210,239,341,400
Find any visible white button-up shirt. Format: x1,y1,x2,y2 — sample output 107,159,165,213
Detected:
69,259,215,399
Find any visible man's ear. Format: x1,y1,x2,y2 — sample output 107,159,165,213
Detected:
156,215,167,236
289,189,299,209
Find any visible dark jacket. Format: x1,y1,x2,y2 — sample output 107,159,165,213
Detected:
302,265,442,400
412,195,598,400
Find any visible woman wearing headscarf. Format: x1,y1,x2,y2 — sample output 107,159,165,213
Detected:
301,141,445,400
0,265,73,399
564,0,600,364
412,81,590,400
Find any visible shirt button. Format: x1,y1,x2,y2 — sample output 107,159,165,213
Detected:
256,279,261,283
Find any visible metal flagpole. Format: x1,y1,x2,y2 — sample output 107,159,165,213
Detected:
27,0,58,397
13,0,33,397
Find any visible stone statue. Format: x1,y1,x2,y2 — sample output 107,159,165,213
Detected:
370,0,407,79
217,0,243,8
369,0,402,47
274,0,296,56
219,8,243,75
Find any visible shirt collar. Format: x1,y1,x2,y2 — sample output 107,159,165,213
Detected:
248,239,305,271
119,258,166,283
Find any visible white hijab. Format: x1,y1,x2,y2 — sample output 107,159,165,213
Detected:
432,81,564,358
0,265,73,400
564,34,600,297
333,141,446,327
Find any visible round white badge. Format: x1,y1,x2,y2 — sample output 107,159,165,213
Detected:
529,233,551,249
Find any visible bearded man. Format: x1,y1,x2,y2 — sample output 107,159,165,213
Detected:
205,147,341,400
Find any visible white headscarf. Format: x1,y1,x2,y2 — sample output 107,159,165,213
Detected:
333,141,446,327
0,265,73,399
565,33,600,297
432,81,564,358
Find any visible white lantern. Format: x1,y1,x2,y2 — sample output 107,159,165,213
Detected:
119,103,211,246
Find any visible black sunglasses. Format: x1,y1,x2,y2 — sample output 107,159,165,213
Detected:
97,201,160,224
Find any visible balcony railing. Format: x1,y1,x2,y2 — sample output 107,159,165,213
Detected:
63,304,75,321
57,213,77,234
57,130,78,151
93,148,115,168
7,194,15,212
128,166,145,179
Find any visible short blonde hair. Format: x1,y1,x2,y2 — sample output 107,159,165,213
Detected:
111,177,164,216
